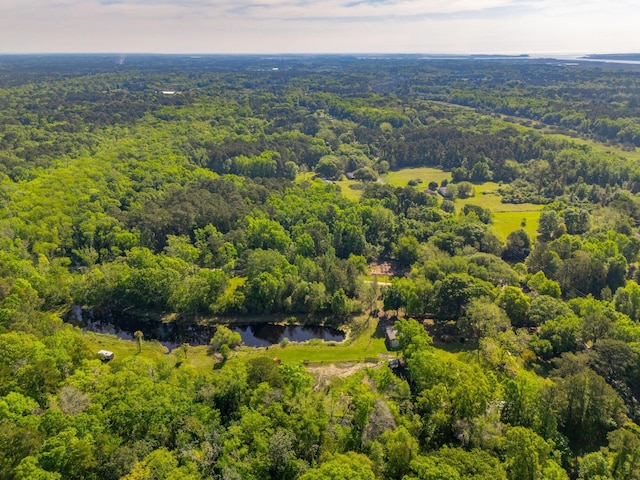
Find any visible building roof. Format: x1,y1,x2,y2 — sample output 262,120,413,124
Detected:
385,326,397,341
97,350,114,361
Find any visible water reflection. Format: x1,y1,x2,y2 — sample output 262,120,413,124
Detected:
65,307,345,351
234,324,345,347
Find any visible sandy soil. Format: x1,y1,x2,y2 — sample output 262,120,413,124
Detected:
306,361,383,390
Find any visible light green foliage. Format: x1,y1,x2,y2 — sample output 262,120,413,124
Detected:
527,271,561,298
246,215,292,253
613,281,640,321
405,455,461,480
299,453,375,480
502,426,554,480
380,426,419,479
497,286,531,327
14,456,62,480
427,446,507,480
578,451,612,480
210,325,242,350
394,318,433,360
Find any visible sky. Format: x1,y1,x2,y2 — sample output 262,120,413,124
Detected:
0,0,638,55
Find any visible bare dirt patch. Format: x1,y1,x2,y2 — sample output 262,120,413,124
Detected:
306,361,384,390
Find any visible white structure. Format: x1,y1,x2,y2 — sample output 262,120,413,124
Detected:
97,350,114,361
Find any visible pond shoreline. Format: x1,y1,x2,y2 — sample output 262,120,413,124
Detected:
64,306,347,351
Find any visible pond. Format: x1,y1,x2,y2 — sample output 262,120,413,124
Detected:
65,306,345,351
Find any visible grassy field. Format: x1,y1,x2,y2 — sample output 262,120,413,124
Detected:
384,167,451,187
82,330,170,363
546,133,640,162
335,179,365,201
297,169,540,240
78,313,393,372
455,182,542,240
238,314,390,364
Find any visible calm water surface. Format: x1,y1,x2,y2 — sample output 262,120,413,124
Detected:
65,306,345,351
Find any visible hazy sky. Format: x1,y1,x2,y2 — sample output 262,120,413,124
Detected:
0,0,638,54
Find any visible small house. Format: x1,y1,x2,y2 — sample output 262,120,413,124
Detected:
385,326,399,349
438,186,450,197
345,172,355,180
97,350,114,362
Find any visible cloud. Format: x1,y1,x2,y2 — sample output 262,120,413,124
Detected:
1,0,639,54
0,0,535,20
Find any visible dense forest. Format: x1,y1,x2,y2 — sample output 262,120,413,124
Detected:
3,55,640,479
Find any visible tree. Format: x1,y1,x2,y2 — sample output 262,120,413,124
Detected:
210,325,242,351
434,273,496,319
470,161,492,183
497,286,531,327
394,235,420,267
528,295,572,327
246,356,284,388
502,427,553,480
608,427,640,480
503,229,531,262
331,288,351,318
563,207,590,235
527,271,561,298
299,453,375,480
405,455,461,480
577,451,612,480
380,426,419,479
537,210,564,242
394,317,433,360
353,167,378,182
456,181,475,199
283,161,299,180
134,330,143,354
613,281,640,321
315,155,340,179
552,364,625,443
460,298,510,342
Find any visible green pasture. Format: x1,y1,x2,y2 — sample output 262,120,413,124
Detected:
384,167,451,187
455,182,542,240
492,211,540,241
335,179,365,201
